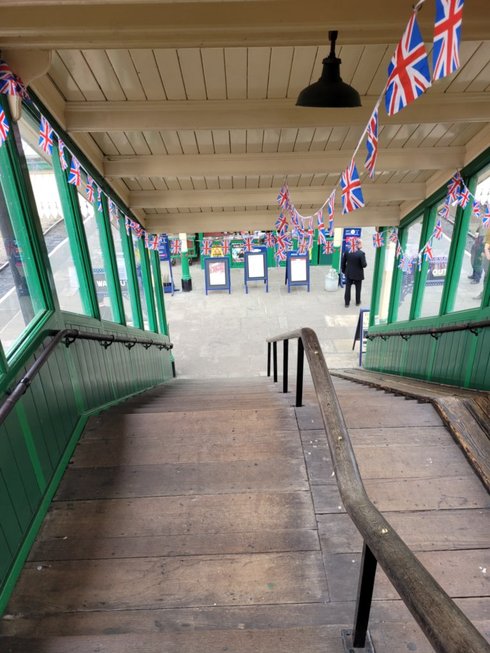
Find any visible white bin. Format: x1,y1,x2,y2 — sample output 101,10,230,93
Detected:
324,266,338,292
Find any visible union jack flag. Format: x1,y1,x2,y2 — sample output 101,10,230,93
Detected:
277,184,290,209
265,232,275,248
327,190,335,234
472,200,482,218
318,229,327,246
108,199,118,221
39,116,53,156
275,231,290,251
433,219,444,239
68,156,81,186
372,232,384,248
0,110,9,147
438,198,451,219
290,208,300,236
315,209,324,232
457,184,471,208
447,172,462,202
149,234,159,250
432,0,465,81
222,238,230,256
365,108,379,178
58,139,68,170
323,241,333,255
399,255,413,273
306,226,314,249
396,243,402,258
132,221,143,239
483,204,490,229
0,61,14,95
201,238,212,256
389,228,399,244
243,235,254,252
171,239,181,255
341,160,364,214
275,212,288,233
86,176,95,203
346,237,358,253
97,186,103,212
424,241,434,261
298,239,308,255
385,12,431,116
125,216,131,235
275,247,287,262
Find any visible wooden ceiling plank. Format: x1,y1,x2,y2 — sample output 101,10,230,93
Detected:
309,127,332,151
350,44,389,96
233,176,246,189
205,177,219,190
267,46,294,98
129,49,166,101
149,177,166,191
335,44,365,85
178,177,194,191
195,130,215,154
366,44,395,96
106,49,146,101
212,130,231,154
90,133,120,156
142,131,167,155
125,131,152,155
160,130,184,155
247,47,270,99
262,129,281,153
277,128,298,153
177,131,199,154
81,50,125,101
286,46,318,99
178,48,207,100
430,41,482,93
191,176,207,190
225,47,247,99
138,176,155,191
246,129,264,154
201,48,227,100
466,59,490,93
48,52,84,102
230,129,247,154
154,50,186,100
325,127,351,151
294,127,315,152
449,123,486,147
444,42,490,93
57,50,105,101
259,175,273,188
109,132,135,155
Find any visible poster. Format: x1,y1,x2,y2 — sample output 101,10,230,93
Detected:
209,260,226,286
247,252,265,278
290,256,307,282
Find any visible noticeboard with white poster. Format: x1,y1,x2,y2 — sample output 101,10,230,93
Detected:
204,256,231,294
244,247,268,293
286,252,310,292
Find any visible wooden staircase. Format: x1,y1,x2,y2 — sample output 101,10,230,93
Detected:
0,376,489,653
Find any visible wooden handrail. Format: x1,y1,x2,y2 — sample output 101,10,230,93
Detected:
267,327,489,653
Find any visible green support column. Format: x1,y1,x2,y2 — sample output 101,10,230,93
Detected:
180,234,192,292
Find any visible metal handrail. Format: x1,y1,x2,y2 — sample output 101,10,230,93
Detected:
367,319,490,340
266,328,489,653
0,328,173,426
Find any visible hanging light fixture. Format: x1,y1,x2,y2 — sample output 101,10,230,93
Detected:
296,31,361,108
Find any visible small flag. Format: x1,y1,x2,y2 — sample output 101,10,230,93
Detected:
447,172,462,202
201,238,212,256
298,239,308,255
433,219,444,240
323,241,333,255
457,185,471,208
265,232,275,248
68,156,81,186
389,228,399,244
385,12,431,116
275,231,290,252
347,237,358,253
327,190,335,234
275,247,287,262
275,212,289,233
396,243,402,258
341,161,364,214
365,108,379,178
125,216,131,235
58,139,68,171
0,109,9,147
482,204,490,229
86,176,94,203
432,0,465,82
38,116,53,156
243,235,254,252
171,239,181,255
438,198,451,219
315,209,325,233
372,232,385,248
472,200,482,218
0,60,14,96
222,238,230,256
96,186,103,213
277,184,289,209
424,242,434,260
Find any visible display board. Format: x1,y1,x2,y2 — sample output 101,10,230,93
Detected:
285,252,310,292
244,247,268,293
352,308,370,366
157,234,175,295
204,256,231,295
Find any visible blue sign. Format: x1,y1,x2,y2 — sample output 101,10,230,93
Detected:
342,228,362,253
285,252,310,293
158,234,171,261
204,257,231,295
244,247,268,293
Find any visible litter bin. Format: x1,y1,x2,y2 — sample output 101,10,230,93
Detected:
324,266,338,292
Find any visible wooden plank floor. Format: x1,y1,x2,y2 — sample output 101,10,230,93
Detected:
1,377,489,653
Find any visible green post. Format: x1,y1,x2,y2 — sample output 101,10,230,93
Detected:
180,234,192,292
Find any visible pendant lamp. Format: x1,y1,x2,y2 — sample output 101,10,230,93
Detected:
296,31,361,108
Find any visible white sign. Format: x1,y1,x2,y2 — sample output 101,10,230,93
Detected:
209,261,226,286
247,252,265,278
290,256,307,282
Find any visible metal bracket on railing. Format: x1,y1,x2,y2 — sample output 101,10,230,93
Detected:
430,332,441,340
124,338,137,350
99,335,115,349
366,335,374,341
469,327,479,336
63,334,77,348
400,334,411,341
380,335,388,341
142,340,153,350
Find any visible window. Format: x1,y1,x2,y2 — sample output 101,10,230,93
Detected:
395,216,423,322
132,233,149,329
451,165,490,312
374,238,396,325
149,251,163,332
0,180,44,353
77,186,113,321
110,218,133,326
419,201,456,318
19,120,85,315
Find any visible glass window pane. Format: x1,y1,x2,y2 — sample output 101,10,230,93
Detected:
110,219,133,326
132,234,149,329
19,121,85,314
451,166,490,312
77,189,113,321
149,253,162,330
374,239,396,325
396,216,423,322
419,202,455,318
0,182,43,353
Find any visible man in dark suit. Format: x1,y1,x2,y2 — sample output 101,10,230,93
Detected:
341,238,367,307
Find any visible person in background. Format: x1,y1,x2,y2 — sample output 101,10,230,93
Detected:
341,238,367,307
468,227,484,284
474,229,490,301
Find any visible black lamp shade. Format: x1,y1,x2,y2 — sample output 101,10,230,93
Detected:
296,33,361,108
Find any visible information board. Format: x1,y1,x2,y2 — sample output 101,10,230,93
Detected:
204,256,231,295
286,252,310,292
244,247,268,293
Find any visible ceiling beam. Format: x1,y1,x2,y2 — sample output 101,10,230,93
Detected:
66,95,490,133
130,183,424,209
105,147,465,179
145,206,400,233
0,0,488,48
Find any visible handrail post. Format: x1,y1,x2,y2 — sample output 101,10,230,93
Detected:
352,542,377,648
283,339,289,393
296,337,304,407
267,342,271,377
273,341,278,383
